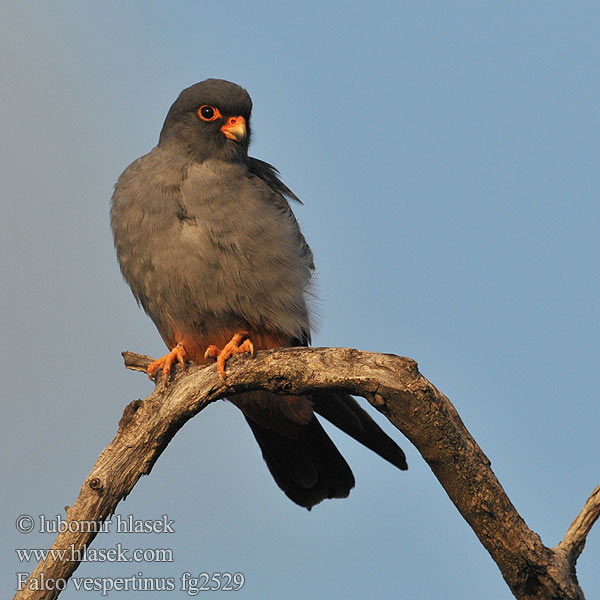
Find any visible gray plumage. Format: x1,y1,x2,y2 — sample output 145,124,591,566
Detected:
111,79,407,509
112,80,312,346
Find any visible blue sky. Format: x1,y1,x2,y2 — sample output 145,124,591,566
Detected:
2,2,599,598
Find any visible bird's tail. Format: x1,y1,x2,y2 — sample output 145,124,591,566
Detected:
244,412,355,509
237,391,407,509
311,391,408,471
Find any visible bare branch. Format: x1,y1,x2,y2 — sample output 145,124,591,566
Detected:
121,350,153,372
557,486,600,562
14,347,594,600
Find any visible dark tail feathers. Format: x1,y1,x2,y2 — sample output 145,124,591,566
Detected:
244,392,406,509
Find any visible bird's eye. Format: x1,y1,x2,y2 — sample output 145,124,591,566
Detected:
198,105,221,121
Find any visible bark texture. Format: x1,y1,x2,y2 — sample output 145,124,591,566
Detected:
13,347,598,599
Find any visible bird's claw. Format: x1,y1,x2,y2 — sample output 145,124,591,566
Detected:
147,341,187,383
204,333,254,382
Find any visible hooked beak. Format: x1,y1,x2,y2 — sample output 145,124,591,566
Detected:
220,116,246,142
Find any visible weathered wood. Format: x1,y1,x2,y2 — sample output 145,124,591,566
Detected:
14,347,596,599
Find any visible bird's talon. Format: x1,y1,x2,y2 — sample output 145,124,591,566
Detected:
239,339,254,357
146,342,188,382
204,345,220,360
204,333,254,381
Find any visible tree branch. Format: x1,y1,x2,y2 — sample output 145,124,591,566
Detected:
14,347,596,599
558,486,600,563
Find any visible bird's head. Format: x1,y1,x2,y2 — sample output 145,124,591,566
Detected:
158,79,252,162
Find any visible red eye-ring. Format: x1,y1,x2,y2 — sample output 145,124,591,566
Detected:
198,105,222,121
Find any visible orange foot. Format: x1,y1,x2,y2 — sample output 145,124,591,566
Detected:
147,341,187,382
204,333,255,382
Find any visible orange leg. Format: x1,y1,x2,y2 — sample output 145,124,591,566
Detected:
204,333,255,382
147,341,188,382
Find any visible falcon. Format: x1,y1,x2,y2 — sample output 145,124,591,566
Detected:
111,79,407,508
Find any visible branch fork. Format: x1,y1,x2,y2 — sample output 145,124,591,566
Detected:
13,347,598,600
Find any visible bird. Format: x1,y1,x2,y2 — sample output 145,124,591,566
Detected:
111,78,407,509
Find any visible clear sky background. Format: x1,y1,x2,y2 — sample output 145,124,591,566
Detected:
2,2,599,599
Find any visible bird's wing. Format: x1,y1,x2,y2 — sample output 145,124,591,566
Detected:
247,156,314,346
246,156,302,203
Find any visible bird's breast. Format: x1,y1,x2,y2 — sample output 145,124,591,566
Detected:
113,157,312,345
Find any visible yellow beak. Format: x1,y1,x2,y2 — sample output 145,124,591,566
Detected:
220,116,246,142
